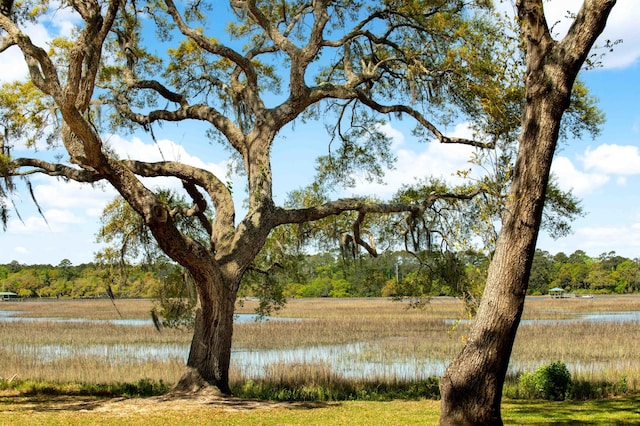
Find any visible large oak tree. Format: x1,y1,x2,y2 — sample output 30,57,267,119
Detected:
0,0,511,394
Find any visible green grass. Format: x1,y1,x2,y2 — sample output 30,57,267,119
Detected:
1,394,639,425
502,396,640,425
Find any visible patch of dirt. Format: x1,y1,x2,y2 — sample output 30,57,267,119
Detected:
0,390,326,416
95,393,325,416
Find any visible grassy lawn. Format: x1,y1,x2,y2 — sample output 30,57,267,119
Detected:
1,395,639,425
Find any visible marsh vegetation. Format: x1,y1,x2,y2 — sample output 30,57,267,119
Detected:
0,296,638,401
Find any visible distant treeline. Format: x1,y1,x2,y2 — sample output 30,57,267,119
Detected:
0,259,161,299
0,249,638,299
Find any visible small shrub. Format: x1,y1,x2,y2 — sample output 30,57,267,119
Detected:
541,362,572,400
518,361,572,401
517,371,539,399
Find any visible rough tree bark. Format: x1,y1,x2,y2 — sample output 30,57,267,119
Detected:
438,1,616,425
173,271,238,395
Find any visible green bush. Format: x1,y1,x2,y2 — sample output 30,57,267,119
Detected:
569,376,629,400
518,361,572,400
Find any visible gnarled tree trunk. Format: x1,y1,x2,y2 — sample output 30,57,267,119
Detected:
172,268,239,395
438,1,616,424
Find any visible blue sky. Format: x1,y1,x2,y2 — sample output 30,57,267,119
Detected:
1,1,639,265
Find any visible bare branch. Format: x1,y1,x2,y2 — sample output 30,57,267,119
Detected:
114,98,245,150
0,15,62,98
279,186,485,227
11,158,101,182
181,179,213,237
355,92,495,149
353,211,377,257
119,159,235,239
274,198,414,226
0,35,14,52
129,80,188,108
559,0,617,70
238,0,301,58
247,262,283,275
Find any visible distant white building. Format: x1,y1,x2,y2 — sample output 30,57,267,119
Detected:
548,287,566,299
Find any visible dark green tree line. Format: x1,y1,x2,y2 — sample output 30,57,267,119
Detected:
3,249,638,300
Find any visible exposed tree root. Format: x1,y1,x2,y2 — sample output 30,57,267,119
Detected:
168,367,226,398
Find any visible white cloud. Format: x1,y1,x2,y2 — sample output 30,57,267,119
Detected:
582,144,640,175
2,45,30,83
551,144,640,196
348,123,478,198
551,156,609,196
377,123,405,150
8,216,51,234
45,209,85,225
574,224,640,254
1,22,53,82
32,178,116,212
46,5,83,38
538,216,640,259
7,209,84,234
1,5,83,83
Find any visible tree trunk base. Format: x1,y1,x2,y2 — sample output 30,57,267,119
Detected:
438,408,502,426
169,367,227,397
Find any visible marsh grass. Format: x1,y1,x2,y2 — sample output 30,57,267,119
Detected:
4,298,155,319
521,295,640,318
231,360,441,401
0,320,187,345
2,296,640,399
264,297,466,320
0,311,189,384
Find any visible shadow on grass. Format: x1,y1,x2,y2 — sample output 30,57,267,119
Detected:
0,387,330,415
504,396,640,425
0,394,117,413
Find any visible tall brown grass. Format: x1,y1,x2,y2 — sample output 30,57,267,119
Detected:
1,296,640,391
4,298,156,319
